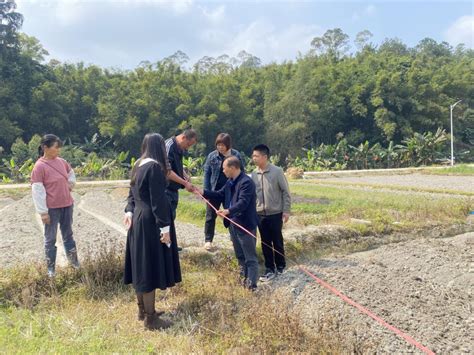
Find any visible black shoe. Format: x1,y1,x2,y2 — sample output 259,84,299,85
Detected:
177,247,183,252
67,248,80,269
276,267,285,275
144,312,172,330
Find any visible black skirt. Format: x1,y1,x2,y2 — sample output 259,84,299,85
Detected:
123,162,181,293
124,202,181,292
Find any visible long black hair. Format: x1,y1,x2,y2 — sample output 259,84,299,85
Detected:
130,133,170,186
38,134,63,158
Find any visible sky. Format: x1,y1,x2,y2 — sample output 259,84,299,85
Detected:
15,0,474,69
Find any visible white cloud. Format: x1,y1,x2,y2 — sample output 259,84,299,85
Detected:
127,0,194,14
198,28,229,44
365,4,376,16
18,0,194,26
352,4,376,22
17,0,86,26
201,4,226,24
352,12,360,22
444,15,474,48
165,0,194,15
54,1,86,26
201,20,321,63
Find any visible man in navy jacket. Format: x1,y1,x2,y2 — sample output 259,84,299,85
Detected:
196,156,259,290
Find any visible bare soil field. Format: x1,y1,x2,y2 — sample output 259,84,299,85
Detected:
273,232,473,353
0,187,232,269
1,174,473,353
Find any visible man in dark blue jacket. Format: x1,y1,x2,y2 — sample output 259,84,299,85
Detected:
196,156,259,290
202,133,245,251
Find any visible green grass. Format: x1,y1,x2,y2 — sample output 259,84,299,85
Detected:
0,187,30,200
422,164,474,176
178,181,473,236
177,190,228,234
295,178,474,197
291,182,472,232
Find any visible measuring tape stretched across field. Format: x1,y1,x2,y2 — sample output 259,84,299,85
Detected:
194,190,435,355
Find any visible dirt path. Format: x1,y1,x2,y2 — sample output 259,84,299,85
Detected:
0,187,232,270
0,195,44,267
0,192,125,269
77,188,233,252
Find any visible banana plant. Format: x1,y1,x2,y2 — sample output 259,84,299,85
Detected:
1,158,34,182
182,156,205,176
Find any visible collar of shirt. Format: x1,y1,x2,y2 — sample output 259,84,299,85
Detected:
230,171,244,185
172,137,184,155
257,163,271,174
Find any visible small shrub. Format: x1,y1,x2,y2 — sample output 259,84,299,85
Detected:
10,138,29,163
60,145,87,167
1,158,34,183
286,167,304,179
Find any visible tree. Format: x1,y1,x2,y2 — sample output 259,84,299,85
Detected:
162,50,189,68
378,38,410,56
355,30,374,51
0,0,23,49
311,28,349,60
415,38,452,57
236,50,261,68
401,128,447,166
0,7,473,166
19,33,49,62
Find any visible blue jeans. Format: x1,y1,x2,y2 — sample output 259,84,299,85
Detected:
229,224,258,288
44,205,77,269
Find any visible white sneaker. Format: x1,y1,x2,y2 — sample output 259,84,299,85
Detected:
47,267,56,278
259,270,276,282
204,242,213,251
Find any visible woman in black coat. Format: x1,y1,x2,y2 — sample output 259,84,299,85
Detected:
123,133,181,330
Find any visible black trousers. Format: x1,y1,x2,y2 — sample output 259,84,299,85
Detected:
258,213,286,272
165,189,179,221
204,198,223,242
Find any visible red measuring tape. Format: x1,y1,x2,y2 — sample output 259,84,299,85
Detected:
193,190,435,354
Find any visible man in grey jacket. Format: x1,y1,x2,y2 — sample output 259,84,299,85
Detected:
251,144,291,282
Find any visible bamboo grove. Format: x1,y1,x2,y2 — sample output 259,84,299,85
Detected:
1,1,473,180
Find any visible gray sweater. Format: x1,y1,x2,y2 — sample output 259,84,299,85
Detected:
251,163,291,216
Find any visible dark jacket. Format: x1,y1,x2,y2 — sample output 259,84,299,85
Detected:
203,149,245,191
203,171,258,231
165,137,184,191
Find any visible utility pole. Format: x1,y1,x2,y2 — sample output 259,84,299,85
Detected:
450,100,462,166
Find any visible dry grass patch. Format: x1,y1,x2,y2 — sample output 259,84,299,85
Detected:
0,245,354,352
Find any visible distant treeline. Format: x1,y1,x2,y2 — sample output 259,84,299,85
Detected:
1,1,473,165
